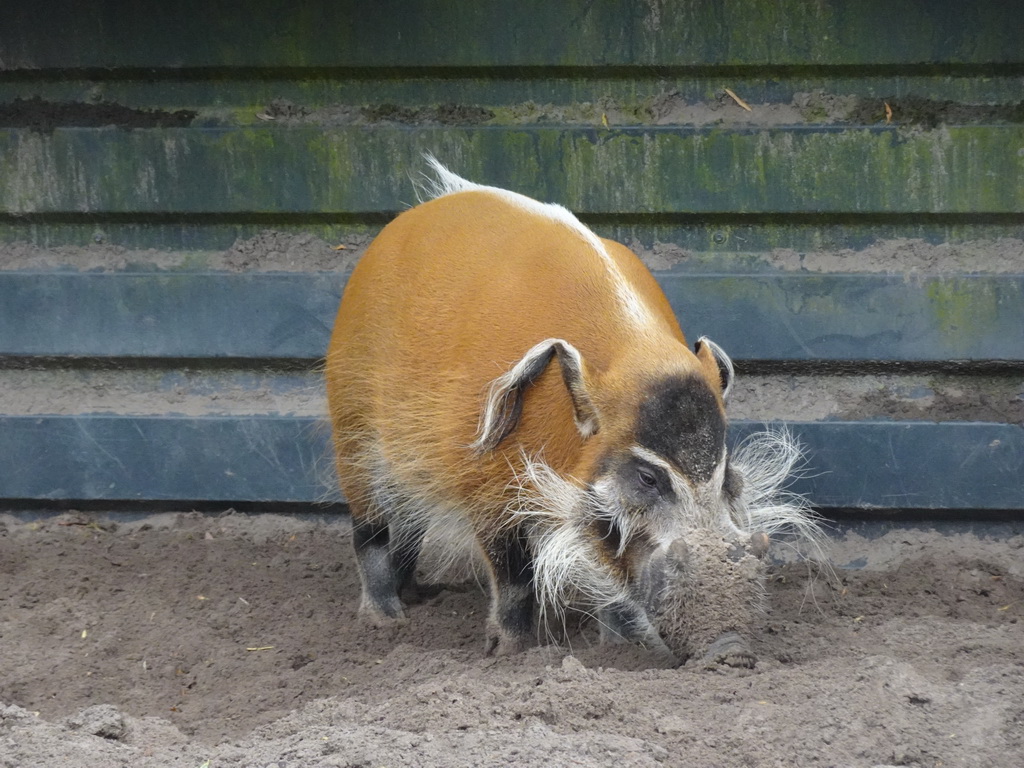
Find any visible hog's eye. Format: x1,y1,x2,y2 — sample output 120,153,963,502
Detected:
637,467,658,489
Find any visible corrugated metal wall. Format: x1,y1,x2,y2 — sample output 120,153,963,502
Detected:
0,1,1021,516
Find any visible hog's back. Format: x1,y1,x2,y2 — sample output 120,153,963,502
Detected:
326,189,680,512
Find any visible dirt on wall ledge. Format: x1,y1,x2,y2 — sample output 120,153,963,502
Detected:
255,92,1024,129
0,232,1021,274
2,368,1022,426
0,96,196,132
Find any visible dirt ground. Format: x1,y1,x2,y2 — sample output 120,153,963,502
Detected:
1,511,1022,768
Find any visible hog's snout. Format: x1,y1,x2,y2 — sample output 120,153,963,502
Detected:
726,531,770,563
639,530,770,667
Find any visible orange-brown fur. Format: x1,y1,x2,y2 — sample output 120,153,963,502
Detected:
326,189,725,549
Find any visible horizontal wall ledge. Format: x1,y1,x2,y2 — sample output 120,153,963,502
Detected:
1,220,1021,254
1,125,1021,215
0,0,1020,69
2,416,1021,511
3,77,1024,118
2,271,1021,363
1,367,1020,423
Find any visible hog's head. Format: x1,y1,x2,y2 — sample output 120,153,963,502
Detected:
484,337,821,666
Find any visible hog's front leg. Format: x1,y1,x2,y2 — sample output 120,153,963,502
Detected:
482,529,536,656
599,600,680,666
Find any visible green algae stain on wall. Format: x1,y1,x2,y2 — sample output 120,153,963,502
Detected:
209,127,288,210
926,278,1007,358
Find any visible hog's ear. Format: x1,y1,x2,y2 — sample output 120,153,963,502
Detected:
694,336,734,402
472,338,599,453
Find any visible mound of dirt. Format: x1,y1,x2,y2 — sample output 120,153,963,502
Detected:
1,511,1021,767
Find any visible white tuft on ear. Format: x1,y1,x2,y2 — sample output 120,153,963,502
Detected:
696,336,735,401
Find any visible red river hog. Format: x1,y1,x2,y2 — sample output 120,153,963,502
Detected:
326,158,825,667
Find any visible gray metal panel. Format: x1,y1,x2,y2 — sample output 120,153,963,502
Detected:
0,272,345,359
1,0,1020,69
1,126,1021,215
4,415,330,503
664,273,1024,362
732,421,1024,511
1,415,1020,510
2,271,1021,363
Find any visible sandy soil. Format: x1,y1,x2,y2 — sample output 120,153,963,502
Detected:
1,511,1022,767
